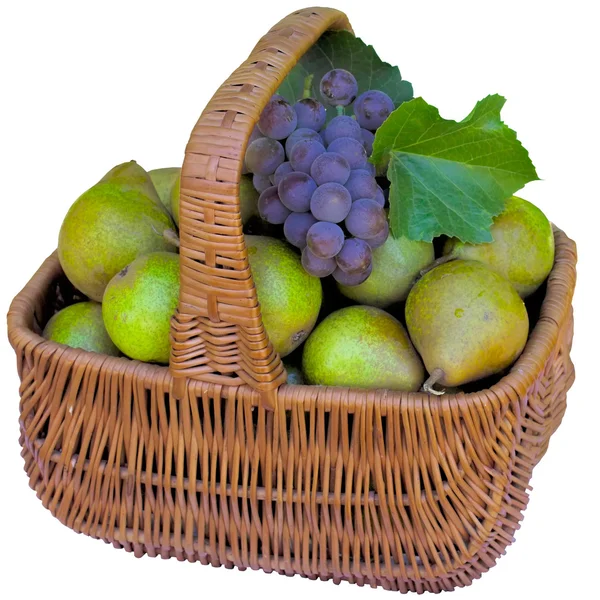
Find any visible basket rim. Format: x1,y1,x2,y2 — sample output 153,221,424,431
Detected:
7,226,577,411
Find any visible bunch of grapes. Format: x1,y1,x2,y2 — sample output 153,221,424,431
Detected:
244,69,394,286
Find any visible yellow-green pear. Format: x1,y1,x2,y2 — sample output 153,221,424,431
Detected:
338,234,434,308
149,167,181,214
43,301,120,356
443,196,554,298
246,235,322,357
58,161,177,301
302,306,424,391
100,160,163,206
102,252,179,364
406,260,529,388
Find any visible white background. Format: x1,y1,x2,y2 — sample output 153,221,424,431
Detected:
1,0,598,598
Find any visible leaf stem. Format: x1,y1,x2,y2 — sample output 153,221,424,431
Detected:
418,254,457,278
302,74,314,99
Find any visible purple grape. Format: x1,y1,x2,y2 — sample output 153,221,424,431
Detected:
354,90,395,130
245,137,285,175
319,69,358,107
278,171,317,212
332,263,373,286
273,161,293,186
301,247,337,278
345,198,387,239
344,169,378,201
258,97,298,140
258,186,291,224
289,139,326,174
306,221,345,259
323,115,362,146
336,238,372,275
374,185,386,207
327,137,368,170
242,126,265,174
249,124,264,143
310,152,351,186
366,220,389,249
361,128,375,155
284,212,317,249
285,128,322,158
363,162,377,176
310,183,352,223
293,98,327,131
253,173,272,194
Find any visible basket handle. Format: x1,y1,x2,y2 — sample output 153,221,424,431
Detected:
169,7,353,409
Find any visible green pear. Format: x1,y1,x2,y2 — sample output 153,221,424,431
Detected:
170,173,259,227
149,167,181,214
43,301,120,356
443,196,555,298
337,234,434,308
405,260,529,388
102,252,179,364
100,161,163,206
58,161,177,301
302,305,424,391
239,175,260,225
246,235,322,357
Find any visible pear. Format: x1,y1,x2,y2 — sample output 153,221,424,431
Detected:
239,175,260,225
149,167,181,214
102,252,179,363
405,260,529,388
246,235,322,357
58,161,177,301
100,161,163,206
337,234,434,308
170,173,259,227
43,301,119,356
444,196,555,298
302,305,424,391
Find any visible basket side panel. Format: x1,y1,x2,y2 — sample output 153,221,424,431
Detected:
16,310,574,592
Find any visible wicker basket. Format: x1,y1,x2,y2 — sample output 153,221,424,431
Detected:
7,7,577,594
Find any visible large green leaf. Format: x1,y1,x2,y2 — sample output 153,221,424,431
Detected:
371,95,539,243
278,30,413,119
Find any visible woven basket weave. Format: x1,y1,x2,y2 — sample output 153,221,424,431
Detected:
8,7,577,594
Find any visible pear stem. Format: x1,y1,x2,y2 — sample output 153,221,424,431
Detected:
422,368,446,396
418,254,457,279
163,228,180,249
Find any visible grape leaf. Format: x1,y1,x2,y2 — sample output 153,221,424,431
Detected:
371,94,539,243
278,30,413,119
